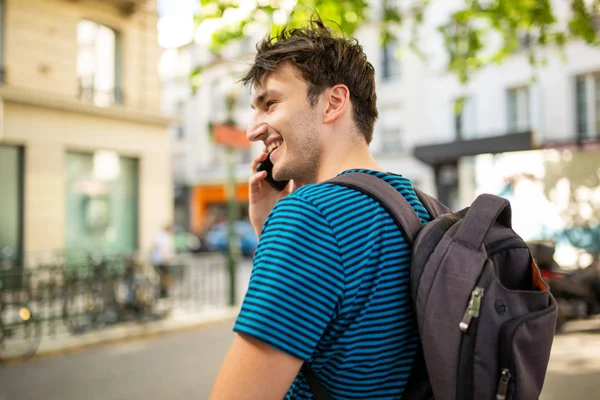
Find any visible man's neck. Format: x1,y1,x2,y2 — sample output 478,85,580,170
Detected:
316,144,383,183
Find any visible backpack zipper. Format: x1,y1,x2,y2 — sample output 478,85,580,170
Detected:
459,237,527,333
496,368,511,400
456,260,495,400
459,287,484,332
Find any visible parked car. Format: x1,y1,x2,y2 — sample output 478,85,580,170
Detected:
205,220,258,258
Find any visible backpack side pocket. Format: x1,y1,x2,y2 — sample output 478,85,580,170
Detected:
496,298,557,400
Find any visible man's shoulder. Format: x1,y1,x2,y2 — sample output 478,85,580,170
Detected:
291,171,417,206
289,171,430,225
288,182,369,214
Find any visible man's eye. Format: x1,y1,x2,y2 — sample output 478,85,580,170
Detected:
266,101,276,110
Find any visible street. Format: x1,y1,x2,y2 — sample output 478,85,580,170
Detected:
0,322,236,400
1,318,600,399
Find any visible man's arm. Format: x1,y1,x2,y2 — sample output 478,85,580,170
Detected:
210,196,344,399
209,333,303,400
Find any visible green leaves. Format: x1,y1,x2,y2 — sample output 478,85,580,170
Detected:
190,65,204,95
194,0,600,83
569,0,598,44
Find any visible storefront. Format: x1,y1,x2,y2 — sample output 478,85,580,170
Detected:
65,151,139,257
414,132,600,267
413,131,534,210
190,183,249,234
468,147,600,267
0,98,172,259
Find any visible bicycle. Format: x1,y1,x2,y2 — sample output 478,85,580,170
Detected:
0,247,42,363
63,253,161,334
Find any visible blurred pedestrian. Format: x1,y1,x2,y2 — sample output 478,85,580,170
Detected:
210,14,432,399
151,223,176,298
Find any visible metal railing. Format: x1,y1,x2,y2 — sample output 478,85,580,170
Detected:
0,251,234,362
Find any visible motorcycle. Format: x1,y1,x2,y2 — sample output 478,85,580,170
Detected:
527,240,600,332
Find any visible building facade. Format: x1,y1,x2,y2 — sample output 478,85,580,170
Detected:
411,0,600,209
410,0,600,266
0,0,172,262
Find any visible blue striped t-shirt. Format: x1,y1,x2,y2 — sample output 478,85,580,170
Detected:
234,169,431,399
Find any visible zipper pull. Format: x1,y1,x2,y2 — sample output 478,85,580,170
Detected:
459,287,484,332
496,368,511,400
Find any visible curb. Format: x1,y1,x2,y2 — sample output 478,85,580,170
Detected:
3,307,240,364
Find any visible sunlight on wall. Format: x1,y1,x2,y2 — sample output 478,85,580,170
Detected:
473,149,600,268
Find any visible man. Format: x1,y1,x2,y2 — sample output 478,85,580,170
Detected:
210,16,431,399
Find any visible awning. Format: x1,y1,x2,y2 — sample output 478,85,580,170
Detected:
413,131,534,165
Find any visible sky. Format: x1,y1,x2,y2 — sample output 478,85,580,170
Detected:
157,0,199,48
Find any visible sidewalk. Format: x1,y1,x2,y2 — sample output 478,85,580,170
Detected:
31,306,240,360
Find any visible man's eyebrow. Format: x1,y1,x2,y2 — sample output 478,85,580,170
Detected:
250,89,284,109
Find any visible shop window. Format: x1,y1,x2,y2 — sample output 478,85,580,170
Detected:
65,151,138,258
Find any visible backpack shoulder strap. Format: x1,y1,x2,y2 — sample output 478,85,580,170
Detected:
325,172,423,245
414,188,451,217
303,172,426,400
301,364,334,400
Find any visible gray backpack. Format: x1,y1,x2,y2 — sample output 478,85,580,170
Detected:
303,172,557,400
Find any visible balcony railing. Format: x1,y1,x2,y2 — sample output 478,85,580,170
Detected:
79,85,123,107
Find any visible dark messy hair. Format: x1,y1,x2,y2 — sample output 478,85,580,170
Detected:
241,15,378,144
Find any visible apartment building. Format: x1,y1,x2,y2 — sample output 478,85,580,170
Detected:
409,0,600,204
410,0,600,264
0,0,172,262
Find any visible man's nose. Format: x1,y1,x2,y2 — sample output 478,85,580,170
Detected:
246,115,268,142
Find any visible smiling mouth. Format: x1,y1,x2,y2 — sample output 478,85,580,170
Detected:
267,140,283,154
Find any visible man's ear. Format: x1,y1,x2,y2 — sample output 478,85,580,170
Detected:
323,84,350,124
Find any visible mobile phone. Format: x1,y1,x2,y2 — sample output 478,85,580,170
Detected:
256,153,290,191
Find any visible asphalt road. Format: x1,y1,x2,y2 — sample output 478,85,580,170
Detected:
1,318,600,400
0,321,236,400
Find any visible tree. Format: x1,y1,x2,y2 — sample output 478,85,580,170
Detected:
195,0,600,83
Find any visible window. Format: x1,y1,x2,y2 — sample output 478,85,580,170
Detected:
453,97,476,140
575,73,600,139
0,0,5,83
381,39,401,81
576,76,588,136
210,79,226,122
173,155,186,183
174,101,185,139
77,20,121,106
378,105,403,153
593,9,600,33
507,87,530,133
0,146,24,268
380,126,403,152
65,152,139,254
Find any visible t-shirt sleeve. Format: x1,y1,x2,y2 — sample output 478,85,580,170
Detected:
233,195,345,361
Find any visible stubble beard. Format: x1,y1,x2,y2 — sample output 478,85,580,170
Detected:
275,110,320,184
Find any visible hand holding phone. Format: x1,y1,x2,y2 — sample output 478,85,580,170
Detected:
249,150,292,237
256,153,290,191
